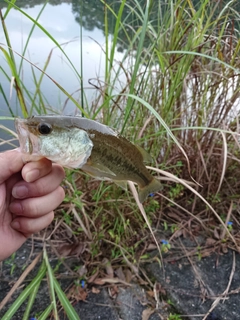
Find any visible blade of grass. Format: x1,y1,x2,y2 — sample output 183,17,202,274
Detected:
43,250,58,320
38,304,53,320
18,0,48,75
43,249,80,320
122,0,154,132
128,180,164,273
1,261,47,320
22,279,41,320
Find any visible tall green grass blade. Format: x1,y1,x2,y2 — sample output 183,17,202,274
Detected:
18,0,48,75
0,8,15,65
29,63,47,115
44,249,80,319
22,279,41,320
53,277,81,320
1,262,47,320
0,46,28,116
44,250,58,320
79,0,84,114
3,0,16,19
43,250,80,320
164,50,239,72
38,304,53,320
122,0,153,133
0,83,14,117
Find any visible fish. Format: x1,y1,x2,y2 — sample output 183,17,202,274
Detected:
15,115,162,203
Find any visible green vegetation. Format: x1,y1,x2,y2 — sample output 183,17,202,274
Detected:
1,0,240,318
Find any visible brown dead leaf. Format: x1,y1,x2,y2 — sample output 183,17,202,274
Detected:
167,212,182,221
69,286,88,301
108,285,119,299
71,242,87,256
221,243,228,253
205,237,217,247
93,277,132,286
57,241,86,257
102,258,114,278
57,243,73,257
214,228,220,240
142,308,154,320
146,243,157,251
124,268,133,283
92,287,100,294
92,278,106,285
88,270,99,283
115,267,126,282
172,229,183,238
146,290,155,298
77,265,88,277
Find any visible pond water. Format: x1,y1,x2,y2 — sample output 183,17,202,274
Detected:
0,1,125,115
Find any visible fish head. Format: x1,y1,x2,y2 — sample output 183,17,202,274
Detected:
15,116,93,168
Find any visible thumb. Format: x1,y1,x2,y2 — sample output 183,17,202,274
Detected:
0,148,24,184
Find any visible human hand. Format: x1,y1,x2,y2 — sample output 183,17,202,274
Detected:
0,149,65,261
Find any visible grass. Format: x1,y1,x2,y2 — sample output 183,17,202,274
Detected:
1,0,240,318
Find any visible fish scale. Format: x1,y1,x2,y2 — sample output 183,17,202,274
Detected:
15,115,162,202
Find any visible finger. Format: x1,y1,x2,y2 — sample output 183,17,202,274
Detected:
9,186,65,217
11,211,54,235
12,164,65,199
0,149,24,184
22,158,53,183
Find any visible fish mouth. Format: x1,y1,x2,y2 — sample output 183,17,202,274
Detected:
15,118,43,162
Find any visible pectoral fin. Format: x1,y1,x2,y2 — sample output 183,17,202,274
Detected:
81,162,116,179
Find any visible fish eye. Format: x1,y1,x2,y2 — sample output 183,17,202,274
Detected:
38,122,52,135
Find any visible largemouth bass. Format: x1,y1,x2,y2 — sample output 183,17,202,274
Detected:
15,115,162,203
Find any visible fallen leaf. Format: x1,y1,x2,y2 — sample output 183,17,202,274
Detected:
77,265,88,277
93,277,132,286
146,243,157,251
172,229,183,238
71,242,87,256
92,287,100,294
115,267,126,281
69,286,88,301
142,308,154,320
102,258,114,278
214,228,220,239
57,243,73,257
205,237,217,247
124,268,133,283
108,285,119,299
88,270,99,284
57,241,87,257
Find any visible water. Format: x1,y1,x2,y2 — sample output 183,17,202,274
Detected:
0,2,111,114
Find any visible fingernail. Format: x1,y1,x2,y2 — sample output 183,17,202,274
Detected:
9,202,23,214
25,169,40,182
11,220,20,230
12,185,28,198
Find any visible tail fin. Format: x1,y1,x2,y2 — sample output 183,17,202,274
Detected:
138,178,162,203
